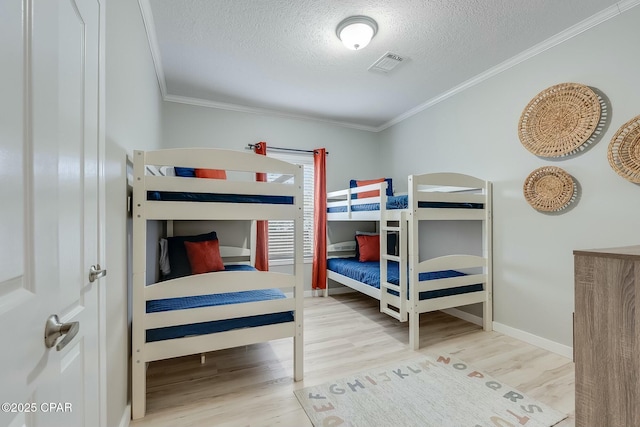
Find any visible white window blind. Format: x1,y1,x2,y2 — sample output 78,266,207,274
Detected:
266,152,314,262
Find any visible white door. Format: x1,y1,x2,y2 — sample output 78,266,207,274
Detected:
0,0,102,426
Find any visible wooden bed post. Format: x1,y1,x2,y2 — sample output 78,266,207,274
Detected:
250,220,257,267
398,212,408,322
293,164,304,381
483,181,493,332
409,311,420,351
407,176,421,350
132,150,147,419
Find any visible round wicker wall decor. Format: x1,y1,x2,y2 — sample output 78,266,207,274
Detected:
518,83,601,157
608,114,640,183
523,166,576,212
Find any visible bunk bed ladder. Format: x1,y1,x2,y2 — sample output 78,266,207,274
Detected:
379,214,408,322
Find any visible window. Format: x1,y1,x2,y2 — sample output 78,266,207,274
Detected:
266,152,314,263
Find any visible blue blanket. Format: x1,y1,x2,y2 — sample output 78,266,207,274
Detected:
146,265,294,342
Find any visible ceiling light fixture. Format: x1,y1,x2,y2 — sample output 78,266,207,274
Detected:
336,16,378,51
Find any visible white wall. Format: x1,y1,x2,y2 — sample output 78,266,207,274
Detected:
379,6,640,347
104,0,163,425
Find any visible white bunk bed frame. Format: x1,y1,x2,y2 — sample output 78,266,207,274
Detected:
131,148,304,419
326,180,406,315
326,173,493,350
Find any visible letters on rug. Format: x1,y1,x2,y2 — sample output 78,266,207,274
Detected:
294,354,567,427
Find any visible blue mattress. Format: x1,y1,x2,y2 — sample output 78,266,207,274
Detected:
148,191,294,204
327,194,482,213
327,257,482,300
146,265,294,342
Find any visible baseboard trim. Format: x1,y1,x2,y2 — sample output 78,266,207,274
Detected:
492,322,573,360
118,404,131,427
441,309,573,360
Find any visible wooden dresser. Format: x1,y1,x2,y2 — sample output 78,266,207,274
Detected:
573,245,640,427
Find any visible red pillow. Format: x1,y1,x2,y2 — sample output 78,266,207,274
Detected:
184,239,225,274
356,234,380,262
195,169,227,179
356,178,385,199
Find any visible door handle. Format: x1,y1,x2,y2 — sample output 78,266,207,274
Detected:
44,315,79,351
89,264,107,282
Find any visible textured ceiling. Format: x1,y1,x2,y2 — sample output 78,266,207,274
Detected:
143,0,625,131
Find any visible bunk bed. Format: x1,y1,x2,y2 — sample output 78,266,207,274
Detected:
326,173,492,350
131,148,304,419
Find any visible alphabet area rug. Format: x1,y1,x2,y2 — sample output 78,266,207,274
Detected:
294,354,567,427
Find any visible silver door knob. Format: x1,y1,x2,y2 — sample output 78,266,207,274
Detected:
89,264,107,282
44,315,79,351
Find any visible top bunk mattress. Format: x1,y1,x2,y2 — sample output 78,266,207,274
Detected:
327,194,483,213
148,191,293,204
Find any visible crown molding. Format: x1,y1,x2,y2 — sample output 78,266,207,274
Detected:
138,0,167,98
164,94,380,132
618,0,640,12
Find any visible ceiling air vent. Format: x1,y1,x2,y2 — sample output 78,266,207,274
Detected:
368,52,405,73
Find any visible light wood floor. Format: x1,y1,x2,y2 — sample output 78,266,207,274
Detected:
131,293,575,427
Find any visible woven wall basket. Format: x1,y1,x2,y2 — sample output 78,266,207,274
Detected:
608,114,640,183
523,166,576,212
518,83,601,157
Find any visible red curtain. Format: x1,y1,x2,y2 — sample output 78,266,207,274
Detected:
253,142,269,271
312,148,327,290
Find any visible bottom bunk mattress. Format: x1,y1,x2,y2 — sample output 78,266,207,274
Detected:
327,257,483,300
146,265,294,342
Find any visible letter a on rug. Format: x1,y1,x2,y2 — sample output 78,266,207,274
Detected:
294,354,567,427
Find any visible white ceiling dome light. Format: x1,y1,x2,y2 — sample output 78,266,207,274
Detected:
336,16,378,50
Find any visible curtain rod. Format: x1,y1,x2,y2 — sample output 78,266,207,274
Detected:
246,144,328,155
